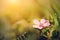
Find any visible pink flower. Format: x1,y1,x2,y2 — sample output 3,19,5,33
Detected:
33,19,50,30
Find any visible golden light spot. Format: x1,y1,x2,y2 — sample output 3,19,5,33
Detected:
6,0,20,5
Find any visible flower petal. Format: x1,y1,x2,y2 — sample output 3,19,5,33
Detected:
33,19,40,25
43,22,50,27
40,19,46,24
38,26,43,29
33,25,39,28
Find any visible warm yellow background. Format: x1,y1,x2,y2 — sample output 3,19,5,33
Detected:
0,0,50,24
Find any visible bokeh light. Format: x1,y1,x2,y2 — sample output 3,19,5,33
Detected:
5,0,21,5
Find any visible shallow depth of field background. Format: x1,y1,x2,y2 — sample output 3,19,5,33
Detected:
0,0,60,40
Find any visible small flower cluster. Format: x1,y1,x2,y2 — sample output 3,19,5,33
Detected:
33,19,50,30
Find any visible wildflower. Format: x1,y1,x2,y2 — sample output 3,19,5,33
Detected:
33,19,50,30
